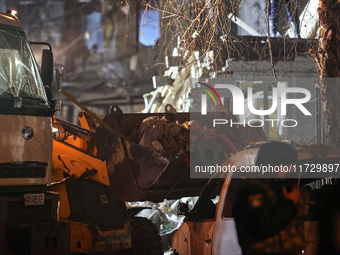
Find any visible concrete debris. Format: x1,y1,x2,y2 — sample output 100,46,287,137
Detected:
127,196,198,242
137,114,265,161
138,116,190,159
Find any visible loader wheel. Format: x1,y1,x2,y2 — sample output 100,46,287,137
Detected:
129,216,163,255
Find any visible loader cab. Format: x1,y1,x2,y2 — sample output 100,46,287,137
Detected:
0,12,57,186
0,12,69,255
0,14,53,117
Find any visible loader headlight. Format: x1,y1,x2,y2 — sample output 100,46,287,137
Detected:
22,126,34,140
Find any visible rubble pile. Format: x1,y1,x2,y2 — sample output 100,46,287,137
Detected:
138,116,190,159
138,115,266,161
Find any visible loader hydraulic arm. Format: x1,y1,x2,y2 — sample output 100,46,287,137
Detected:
52,116,110,187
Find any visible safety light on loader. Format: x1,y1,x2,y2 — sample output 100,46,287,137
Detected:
6,10,17,16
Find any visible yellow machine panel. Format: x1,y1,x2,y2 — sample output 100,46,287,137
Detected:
52,140,110,187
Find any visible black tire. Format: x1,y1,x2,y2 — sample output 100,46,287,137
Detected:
129,217,163,255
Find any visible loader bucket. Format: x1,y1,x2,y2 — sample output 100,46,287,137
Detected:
94,105,266,202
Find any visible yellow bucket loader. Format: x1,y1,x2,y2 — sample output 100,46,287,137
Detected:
51,115,163,254
50,99,265,254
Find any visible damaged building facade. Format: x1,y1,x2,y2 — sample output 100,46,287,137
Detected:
3,0,321,144
143,0,320,144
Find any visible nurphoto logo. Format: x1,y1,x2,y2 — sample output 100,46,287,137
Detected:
197,82,312,128
199,83,312,116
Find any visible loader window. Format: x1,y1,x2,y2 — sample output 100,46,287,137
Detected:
0,25,48,105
